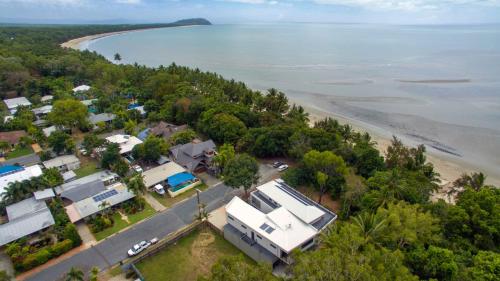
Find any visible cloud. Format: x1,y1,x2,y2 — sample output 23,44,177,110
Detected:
312,0,500,11
115,0,141,4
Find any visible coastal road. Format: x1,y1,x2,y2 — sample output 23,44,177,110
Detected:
26,182,239,281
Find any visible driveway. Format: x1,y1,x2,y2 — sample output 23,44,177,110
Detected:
26,183,239,281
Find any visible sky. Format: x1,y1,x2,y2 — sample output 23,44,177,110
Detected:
1,0,500,25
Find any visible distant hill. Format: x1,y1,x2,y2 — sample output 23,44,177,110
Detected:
172,18,212,26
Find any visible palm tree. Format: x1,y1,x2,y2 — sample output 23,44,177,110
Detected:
114,53,121,61
450,172,486,197
353,212,386,245
65,267,84,281
98,201,111,218
89,266,99,281
126,174,147,196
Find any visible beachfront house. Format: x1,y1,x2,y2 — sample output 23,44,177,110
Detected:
0,196,56,246
42,154,81,173
169,139,216,173
3,97,32,114
55,170,135,222
224,179,337,265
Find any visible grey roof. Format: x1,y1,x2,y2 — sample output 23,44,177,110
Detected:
33,188,55,200
62,170,77,182
60,180,106,202
32,105,52,115
42,155,80,169
33,119,47,127
40,95,53,102
3,97,31,109
170,140,216,158
0,153,40,167
89,113,115,124
0,197,55,246
55,170,118,195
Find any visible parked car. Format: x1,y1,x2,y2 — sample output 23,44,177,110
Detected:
272,161,284,168
127,240,151,257
278,164,289,172
132,165,143,173
150,237,159,244
154,184,166,195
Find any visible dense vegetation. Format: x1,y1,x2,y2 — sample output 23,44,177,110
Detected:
0,22,498,281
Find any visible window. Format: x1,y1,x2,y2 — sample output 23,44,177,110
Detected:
301,238,315,249
256,235,262,239
241,225,247,229
228,215,234,221
270,244,276,249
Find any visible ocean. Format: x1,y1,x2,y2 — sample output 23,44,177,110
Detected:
82,23,500,179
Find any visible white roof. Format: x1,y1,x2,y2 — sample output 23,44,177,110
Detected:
32,105,52,115
3,116,14,123
128,105,146,115
105,134,143,155
142,162,186,187
0,165,43,196
43,126,57,137
62,170,77,182
256,180,325,224
81,99,97,106
3,97,31,110
41,95,53,102
226,197,317,253
33,188,55,200
42,155,80,169
73,85,91,92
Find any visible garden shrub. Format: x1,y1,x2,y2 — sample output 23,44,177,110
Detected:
50,239,73,257
22,248,52,271
63,224,82,246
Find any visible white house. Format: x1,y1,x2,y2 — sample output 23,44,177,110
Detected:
225,179,337,265
72,85,91,93
105,134,143,155
42,155,81,172
3,97,32,114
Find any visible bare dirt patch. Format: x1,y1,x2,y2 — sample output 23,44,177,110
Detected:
190,231,216,276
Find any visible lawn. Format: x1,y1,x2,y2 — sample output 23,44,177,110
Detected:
136,228,253,281
92,202,156,241
6,146,33,159
151,183,208,208
74,160,101,178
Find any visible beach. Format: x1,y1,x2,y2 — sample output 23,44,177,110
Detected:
61,29,151,49
62,25,500,188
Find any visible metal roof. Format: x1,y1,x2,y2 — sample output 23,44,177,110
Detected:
55,170,118,194
0,197,55,246
33,188,55,200
0,153,41,167
60,180,106,202
89,113,116,124
142,162,186,188
3,97,31,109
42,155,80,169
0,165,43,196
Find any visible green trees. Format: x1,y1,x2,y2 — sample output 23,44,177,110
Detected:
199,111,247,144
114,53,122,61
65,267,84,281
48,131,75,155
213,143,235,174
223,154,259,196
48,99,89,130
406,246,458,281
199,255,277,281
303,150,347,203
82,133,105,155
126,174,147,196
170,129,197,145
132,135,169,163
100,143,128,176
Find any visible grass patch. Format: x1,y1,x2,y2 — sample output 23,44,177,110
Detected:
92,202,156,241
151,183,208,208
107,265,123,277
74,160,101,178
136,228,253,281
6,146,33,159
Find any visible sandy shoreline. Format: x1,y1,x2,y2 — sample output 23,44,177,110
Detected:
60,30,500,190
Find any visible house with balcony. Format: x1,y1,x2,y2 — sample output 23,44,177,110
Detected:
169,139,216,173
224,179,337,266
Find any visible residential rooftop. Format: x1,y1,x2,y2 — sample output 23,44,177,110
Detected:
55,170,118,195
42,154,80,170
142,162,186,188
105,134,143,155
0,130,27,145
0,165,43,195
3,97,31,113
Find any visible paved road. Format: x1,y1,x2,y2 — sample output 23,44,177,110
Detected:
27,183,239,281
27,163,277,281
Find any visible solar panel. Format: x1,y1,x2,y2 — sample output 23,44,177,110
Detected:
265,227,275,234
260,223,269,230
92,189,118,202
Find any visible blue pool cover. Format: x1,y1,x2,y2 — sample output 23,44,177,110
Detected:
127,103,140,110
0,165,24,176
167,172,195,187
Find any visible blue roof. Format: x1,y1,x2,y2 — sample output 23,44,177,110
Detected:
0,165,24,177
137,128,150,141
127,103,140,110
167,172,196,187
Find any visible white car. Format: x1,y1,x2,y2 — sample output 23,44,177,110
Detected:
132,165,143,174
278,164,289,172
154,184,165,195
127,240,151,257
